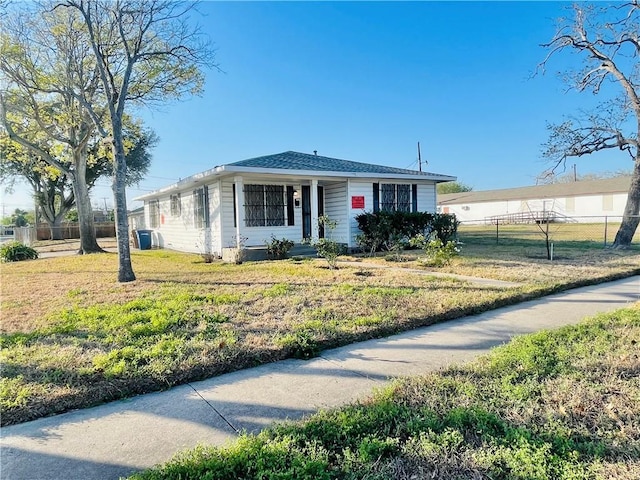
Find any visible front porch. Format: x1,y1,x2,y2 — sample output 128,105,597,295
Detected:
229,176,344,249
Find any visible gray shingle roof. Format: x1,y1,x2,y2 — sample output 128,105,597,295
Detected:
134,150,455,202
438,176,632,205
229,151,439,176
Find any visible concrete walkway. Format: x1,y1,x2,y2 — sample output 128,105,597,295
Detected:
1,276,639,480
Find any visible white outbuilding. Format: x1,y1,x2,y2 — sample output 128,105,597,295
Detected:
438,176,632,224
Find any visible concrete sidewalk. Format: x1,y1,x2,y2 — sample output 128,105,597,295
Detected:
1,276,639,480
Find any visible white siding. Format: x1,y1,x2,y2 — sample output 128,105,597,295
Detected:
144,176,441,253
240,225,302,248
145,184,220,255
220,180,236,249
347,180,374,247
443,192,629,223
129,213,145,231
417,183,436,212
348,180,437,247
323,182,348,243
208,183,221,254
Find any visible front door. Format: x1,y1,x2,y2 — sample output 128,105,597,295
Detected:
301,185,325,239
302,185,311,239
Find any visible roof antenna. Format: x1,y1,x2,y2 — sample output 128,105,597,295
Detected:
313,150,317,156
417,142,422,172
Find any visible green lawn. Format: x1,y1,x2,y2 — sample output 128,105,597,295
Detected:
1,234,639,426
457,221,640,248
130,305,640,480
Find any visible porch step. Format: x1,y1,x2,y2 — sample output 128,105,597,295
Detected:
289,244,318,257
241,243,317,262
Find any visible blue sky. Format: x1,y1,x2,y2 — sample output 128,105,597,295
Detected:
1,1,631,214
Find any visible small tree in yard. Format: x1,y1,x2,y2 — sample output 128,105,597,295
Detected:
311,215,346,269
410,233,460,267
540,2,640,248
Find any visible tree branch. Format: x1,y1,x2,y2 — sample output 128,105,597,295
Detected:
0,94,72,176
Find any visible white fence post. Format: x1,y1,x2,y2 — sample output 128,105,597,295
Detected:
14,226,36,246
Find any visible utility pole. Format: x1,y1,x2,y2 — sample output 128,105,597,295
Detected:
417,142,422,172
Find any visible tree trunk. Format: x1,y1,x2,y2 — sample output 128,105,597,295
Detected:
73,147,103,254
37,188,71,241
112,114,136,282
612,154,640,248
48,217,64,240
38,198,64,240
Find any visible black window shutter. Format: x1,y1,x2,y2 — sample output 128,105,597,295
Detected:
373,183,379,213
232,184,237,227
203,187,210,227
286,186,295,226
412,184,418,212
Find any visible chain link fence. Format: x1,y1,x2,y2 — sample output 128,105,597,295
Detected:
458,215,640,248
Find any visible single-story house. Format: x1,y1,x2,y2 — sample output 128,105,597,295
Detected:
127,206,146,232
134,151,455,255
438,176,632,224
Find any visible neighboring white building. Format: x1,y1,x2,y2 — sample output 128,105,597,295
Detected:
134,151,455,255
438,176,632,224
127,206,146,231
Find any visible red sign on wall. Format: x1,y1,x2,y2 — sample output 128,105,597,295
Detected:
351,196,365,209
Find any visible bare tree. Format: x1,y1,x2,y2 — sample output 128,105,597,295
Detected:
540,2,640,248
56,0,215,282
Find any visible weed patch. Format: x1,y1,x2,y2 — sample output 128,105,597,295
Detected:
275,331,320,359
262,283,291,298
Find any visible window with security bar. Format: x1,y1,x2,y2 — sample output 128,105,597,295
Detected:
396,184,411,212
380,184,411,212
193,187,209,228
149,200,160,228
170,193,181,217
244,184,285,227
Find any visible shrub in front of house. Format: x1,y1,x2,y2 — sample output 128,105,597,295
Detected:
410,233,460,267
430,213,461,244
265,235,295,259
0,241,38,262
355,212,459,255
